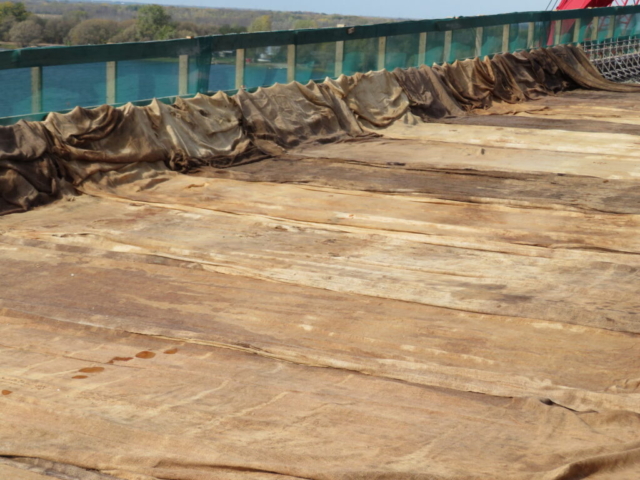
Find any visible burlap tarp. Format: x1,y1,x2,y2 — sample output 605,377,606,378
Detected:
2,45,639,216
44,92,265,176
3,44,640,479
235,81,367,148
392,65,465,120
324,69,417,129
0,121,62,215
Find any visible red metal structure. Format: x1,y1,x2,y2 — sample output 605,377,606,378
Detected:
548,0,640,45
556,0,640,8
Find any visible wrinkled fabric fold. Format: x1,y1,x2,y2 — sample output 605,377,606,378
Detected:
1,45,639,215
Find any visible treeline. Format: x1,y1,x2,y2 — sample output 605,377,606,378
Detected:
0,0,397,47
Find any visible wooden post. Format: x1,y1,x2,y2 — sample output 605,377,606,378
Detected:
377,36,386,70
573,18,582,43
178,55,189,96
335,40,344,76
31,66,42,114
235,48,245,89
592,17,600,41
502,24,510,52
443,30,452,63
106,61,117,104
287,44,296,83
475,27,483,57
418,32,427,66
554,19,562,45
607,15,615,39
527,22,535,49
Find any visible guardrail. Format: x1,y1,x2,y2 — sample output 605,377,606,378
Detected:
2,5,639,125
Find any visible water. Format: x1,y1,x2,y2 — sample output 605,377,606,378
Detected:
0,59,287,118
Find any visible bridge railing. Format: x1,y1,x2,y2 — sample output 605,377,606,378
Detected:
2,5,640,125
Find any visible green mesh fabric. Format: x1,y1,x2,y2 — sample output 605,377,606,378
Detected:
633,13,640,36
481,25,503,56
450,28,476,62
614,13,638,37
296,42,336,83
578,15,598,42
508,23,529,52
385,33,420,70
209,50,236,92
425,31,446,66
343,38,378,75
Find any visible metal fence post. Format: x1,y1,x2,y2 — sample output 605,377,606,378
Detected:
287,44,296,83
554,19,562,45
418,32,427,66
31,66,42,114
335,40,344,76
106,61,117,104
527,22,535,49
502,24,510,52
235,48,245,89
475,27,483,57
178,55,189,96
443,31,452,63
377,36,386,70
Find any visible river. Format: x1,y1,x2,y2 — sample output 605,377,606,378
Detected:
0,59,291,118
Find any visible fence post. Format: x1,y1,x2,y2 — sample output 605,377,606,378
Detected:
178,55,189,96
527,22,535,49
287,44,296,83
607,15,615,39
377,36,386,70
106,61,117,104
31,66,42,114
335,40,344,76
235,48,245,89
443,30,452,63
502,24,510,52
418,32,427,66
573,18,582,43
475,27,483,57
554,19,562,45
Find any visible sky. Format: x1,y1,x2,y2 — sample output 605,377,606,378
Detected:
137,0,557,19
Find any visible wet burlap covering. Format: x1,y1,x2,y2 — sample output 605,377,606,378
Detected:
3,44,640,479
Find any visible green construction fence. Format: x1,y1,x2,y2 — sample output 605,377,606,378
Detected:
1,5,639,125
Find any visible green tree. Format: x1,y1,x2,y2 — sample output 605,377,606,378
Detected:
0,1,29,41
219,23,246,34
68,18,120,45
0,16,15,41
0,2,29,22
109,21,138,43
137,4,174,40
292,19,317,29
192,23,219,36
9,18,42,46
248,15,271,33
42,18,70,44
62,10,88,25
